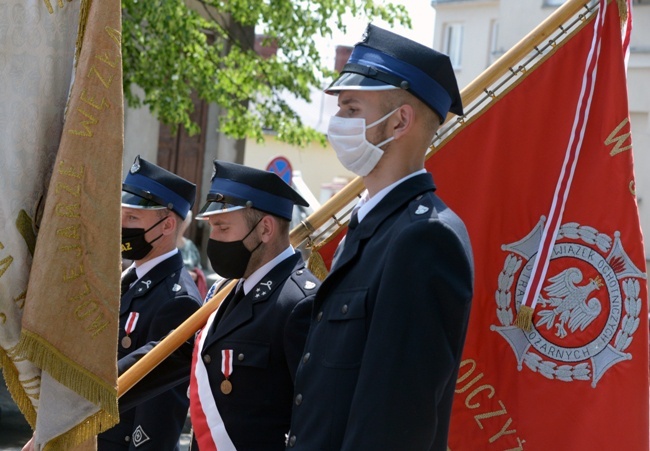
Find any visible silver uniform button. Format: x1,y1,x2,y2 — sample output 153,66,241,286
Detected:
124,436,131,442
316,311,323,321
302,353,310,364
203,354,211,364
238,353,245,361
341,304,348,314
295,394,303,405
288,435,297,447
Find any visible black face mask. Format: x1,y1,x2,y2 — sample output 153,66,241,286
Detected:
207,219,263,279
121,215,168,261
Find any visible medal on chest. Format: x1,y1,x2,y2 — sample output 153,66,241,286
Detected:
122,312,139,348
221,349,233,395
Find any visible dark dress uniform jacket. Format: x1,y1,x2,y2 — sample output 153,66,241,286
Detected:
98,252,202,450
288,173,474,451
195,252,318,451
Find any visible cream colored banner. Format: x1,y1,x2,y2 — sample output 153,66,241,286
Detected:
0,0,80,428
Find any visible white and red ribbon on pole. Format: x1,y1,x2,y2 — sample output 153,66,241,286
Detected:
516,0,611,329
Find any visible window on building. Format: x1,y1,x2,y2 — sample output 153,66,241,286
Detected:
444,23,464,69
488,20,500,66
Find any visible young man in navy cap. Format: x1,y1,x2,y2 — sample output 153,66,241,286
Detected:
287,25,474,450
188,161,320,450
97,156,203,450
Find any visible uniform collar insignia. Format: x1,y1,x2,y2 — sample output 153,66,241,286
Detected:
415,205,429,215
304,280,316,290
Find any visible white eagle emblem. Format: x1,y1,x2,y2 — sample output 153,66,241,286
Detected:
535,268,603,338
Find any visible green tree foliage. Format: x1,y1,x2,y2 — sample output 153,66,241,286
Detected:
121,0,410,146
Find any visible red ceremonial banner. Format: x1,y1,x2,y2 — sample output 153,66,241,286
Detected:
430,1,648,450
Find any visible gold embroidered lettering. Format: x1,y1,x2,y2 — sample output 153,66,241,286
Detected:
86,313,109,337
15,291,26,310
0,255,13,279
59,245,83,257
68,283,91,303
96,52,118,68
605,117,632,156
63,264,85,282
67,108,98,137
88,65,113,89
57,224,80,240
80,89,110,111
474,400,508,429
104,26,122,47
55,202,81,218
75,300,98,319
58,161,85,179
56,181,81,197
466,384,496,408
489,416,517,444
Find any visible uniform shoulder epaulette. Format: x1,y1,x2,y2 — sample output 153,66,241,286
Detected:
407,193,439,223
290,266,319,295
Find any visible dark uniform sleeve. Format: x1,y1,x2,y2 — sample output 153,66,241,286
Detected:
117,292,201,413
340,219,473,450
284,293,315,382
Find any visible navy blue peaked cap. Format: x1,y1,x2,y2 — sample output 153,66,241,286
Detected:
326,24,463,122
122,155,196,219
197,161,309,221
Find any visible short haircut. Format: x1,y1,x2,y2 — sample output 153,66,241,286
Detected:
243,208,290,236
381,90,441,143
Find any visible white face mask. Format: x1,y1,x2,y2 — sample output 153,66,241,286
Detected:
327,108,399,176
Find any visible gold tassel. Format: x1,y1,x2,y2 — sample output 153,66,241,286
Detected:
515,305,534,331
307,250,329,282
616,0,628,28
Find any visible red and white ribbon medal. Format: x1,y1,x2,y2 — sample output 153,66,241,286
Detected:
221,349,233,395
121,312,140,348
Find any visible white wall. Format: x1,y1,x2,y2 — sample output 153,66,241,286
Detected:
123,85,159,174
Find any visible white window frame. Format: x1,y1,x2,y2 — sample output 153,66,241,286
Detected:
488,19,500,65
444,23,464,70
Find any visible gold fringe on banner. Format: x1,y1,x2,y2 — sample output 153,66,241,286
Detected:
515,305,534,331
0,350,37,428
16,330,119,449
307,250,329,282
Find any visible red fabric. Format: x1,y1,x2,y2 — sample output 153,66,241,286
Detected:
189,329,218,451
194,267,208,300
429,2,648,449
316,226,348,271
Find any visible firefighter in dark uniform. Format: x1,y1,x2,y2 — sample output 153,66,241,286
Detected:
188,161,320,450
98,156,202,450
287,25,474,450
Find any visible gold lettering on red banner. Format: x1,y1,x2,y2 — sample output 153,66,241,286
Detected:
456,359,525,449
605,117,632,156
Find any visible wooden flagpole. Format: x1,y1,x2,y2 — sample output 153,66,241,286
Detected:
118,0,593,397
